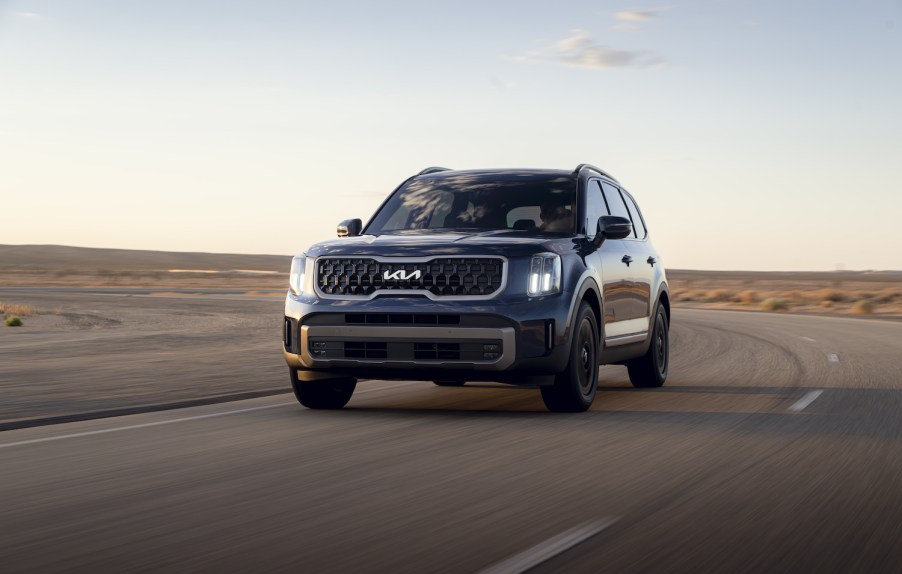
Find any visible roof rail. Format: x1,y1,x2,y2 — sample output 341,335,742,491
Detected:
417,166,452,176
572,163,618,182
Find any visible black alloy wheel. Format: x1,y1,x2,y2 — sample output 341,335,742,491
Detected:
627,302,669,388
541,302,600,412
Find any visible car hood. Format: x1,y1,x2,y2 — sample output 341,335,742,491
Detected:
305,231,573,258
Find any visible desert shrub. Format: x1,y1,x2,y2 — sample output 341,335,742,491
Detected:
852,300,875,315
874,288,901,304
673,289,698,302
670,289,687,301
820,300,834,308
782,290,805,303
0,302,33,316
809,288,846,303
739,290,759,304
5,316,23,327
707,289,738,302
760,298,791,312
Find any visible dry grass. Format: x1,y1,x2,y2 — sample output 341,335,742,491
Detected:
852,300,876,315
760,298,791,312
875,288,902,304
0,302,34,317
811,288,847,303
670,276,901,319
706,289,738,303
739,290,759,304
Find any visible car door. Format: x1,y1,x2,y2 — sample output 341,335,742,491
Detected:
599,181,652,340
582,178,609,323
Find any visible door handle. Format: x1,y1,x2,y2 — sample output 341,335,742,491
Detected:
621,254,633,267
647,256,656,267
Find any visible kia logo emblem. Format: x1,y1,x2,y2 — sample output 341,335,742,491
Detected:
383,270,422,281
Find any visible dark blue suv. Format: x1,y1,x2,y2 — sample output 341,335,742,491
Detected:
283,164,670,412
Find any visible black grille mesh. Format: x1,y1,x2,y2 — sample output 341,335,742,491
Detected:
316,258,504,297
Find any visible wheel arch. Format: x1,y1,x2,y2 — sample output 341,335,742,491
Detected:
564,275,604,348
654,283,671,325
580,285,603,338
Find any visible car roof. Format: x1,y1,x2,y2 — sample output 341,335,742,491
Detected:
418,168,572,178
414,166,619,185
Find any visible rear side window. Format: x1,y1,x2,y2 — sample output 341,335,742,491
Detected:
621,192,647,239
585,180,607,238
601,182,630,218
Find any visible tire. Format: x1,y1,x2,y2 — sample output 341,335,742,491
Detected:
432,380,466,387
289,369,357,409
627,303,669,388
540,302,600,412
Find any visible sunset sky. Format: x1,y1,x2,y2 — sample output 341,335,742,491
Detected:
2,0,900,270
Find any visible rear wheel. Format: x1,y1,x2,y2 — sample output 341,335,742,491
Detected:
289,369,356,409
540,302,599,412
433,380,466,387
627,303,669,388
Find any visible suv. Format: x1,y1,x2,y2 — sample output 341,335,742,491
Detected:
283,164,670,412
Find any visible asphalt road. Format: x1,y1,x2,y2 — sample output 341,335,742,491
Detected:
2,308,902,572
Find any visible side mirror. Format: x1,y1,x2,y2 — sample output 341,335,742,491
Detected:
337,218,362,238
593,215,632,247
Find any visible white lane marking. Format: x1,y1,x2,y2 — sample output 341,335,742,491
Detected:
788,390,824,412
801,336,817,342
478,518,619,574
827,354,840,363
0,381,420,450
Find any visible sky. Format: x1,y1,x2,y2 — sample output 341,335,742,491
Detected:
1,0,900,270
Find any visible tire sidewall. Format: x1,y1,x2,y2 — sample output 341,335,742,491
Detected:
569,303,600,408
652,305,669,383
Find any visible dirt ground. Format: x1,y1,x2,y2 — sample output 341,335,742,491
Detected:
0,288,286,425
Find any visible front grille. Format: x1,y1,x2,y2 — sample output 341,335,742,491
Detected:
308,339,502,362
316,257,504,297
414,343,460,360
344,342,387,359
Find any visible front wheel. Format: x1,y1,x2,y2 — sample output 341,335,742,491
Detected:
627,303,669,388
540,302,600,413
290,369,357,409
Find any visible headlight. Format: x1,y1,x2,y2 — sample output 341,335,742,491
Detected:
289,255,306,295
527,253,561,296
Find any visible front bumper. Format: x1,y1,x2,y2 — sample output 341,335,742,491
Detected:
282,290,574,383
298,324,517,370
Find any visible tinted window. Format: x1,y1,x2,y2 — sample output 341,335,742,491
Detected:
602,181,630,218
506,205,541,229
366,171,577,235
622,192,647,239
585,180,607,238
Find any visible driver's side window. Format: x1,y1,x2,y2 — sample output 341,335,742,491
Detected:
585,180,608,239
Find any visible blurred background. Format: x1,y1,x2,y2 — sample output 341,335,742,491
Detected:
2,0,900,270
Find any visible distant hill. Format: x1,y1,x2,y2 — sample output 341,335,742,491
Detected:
0,244,291,273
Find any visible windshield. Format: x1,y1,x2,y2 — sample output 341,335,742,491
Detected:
365,171,577,235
